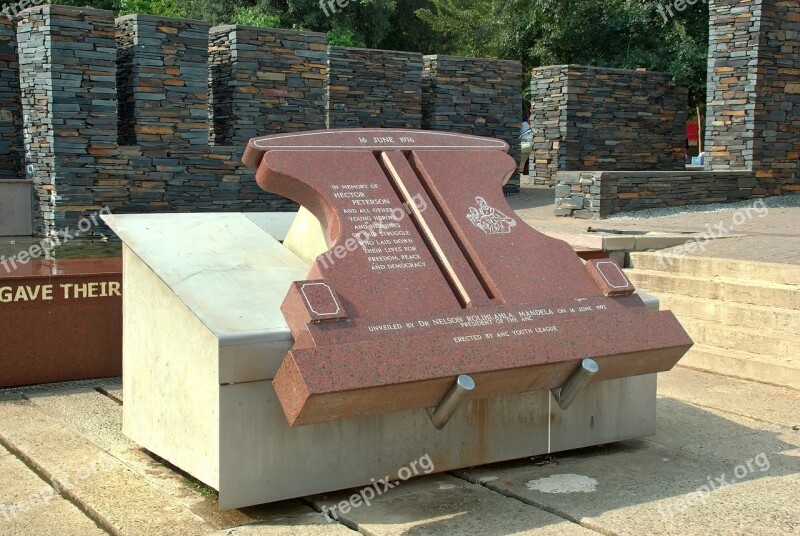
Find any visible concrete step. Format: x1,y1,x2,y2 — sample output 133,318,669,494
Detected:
680,317,800,359
626,268,800,310
654,292,800,335
629,252,800,286
678,343,800,389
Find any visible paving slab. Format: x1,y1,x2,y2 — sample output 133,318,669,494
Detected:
658,368,800,428
0,368,798,535
0,445,106,535
0,397,214,535
456,440,800,536
453,369,800,536
210,502,354,535
508,187,800,265
650,397,800,470
308,474,598,535
19,382,331,532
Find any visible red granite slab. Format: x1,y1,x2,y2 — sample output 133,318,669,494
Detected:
0,258,122,387
244,129,693,427
585,258,636,296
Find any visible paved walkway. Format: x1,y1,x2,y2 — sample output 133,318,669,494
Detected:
0,368,797,535
2,186,797,265
509,187,800,265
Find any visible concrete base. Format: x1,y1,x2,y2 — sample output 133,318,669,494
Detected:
0,180,32,236
104,213,660,510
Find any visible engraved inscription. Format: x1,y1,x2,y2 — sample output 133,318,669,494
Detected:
329,181,427,272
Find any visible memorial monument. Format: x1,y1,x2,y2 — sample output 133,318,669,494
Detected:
107,128,692,509
242,129,692,427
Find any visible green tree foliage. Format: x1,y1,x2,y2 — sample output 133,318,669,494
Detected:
178,0,399,48
418,0,709,108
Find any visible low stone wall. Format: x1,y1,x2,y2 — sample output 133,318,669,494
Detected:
93,146,296,213
555,171,757,218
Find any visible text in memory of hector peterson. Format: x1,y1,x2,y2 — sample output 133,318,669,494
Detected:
332,181,427,272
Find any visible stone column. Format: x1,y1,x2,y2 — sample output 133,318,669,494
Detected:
705,0,800,194
16,5,118,235
0,18,23,181
529,65,569,187
422,55,521,194
209,25,327,146
749,0,800,194
116,14,210,147
326,46,422,129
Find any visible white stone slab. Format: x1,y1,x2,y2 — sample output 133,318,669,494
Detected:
104,213,309,383
106,212,659,510
243,212,297,242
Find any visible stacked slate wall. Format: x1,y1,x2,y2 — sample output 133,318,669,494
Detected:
555,171,755,218
422,55,522,195
116,15,210,147
704,0,759,173
15,6,304,236
7,6,531,235
0,18,23,180
749,0,800,193
16,5,119,234
327,46,422,129
529,65,688,186
705,0,800,194
528,66,569,187
209,25,326,146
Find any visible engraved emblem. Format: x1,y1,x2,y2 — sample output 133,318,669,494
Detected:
466,196,517,235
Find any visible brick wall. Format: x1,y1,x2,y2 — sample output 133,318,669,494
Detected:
530,65,688,187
